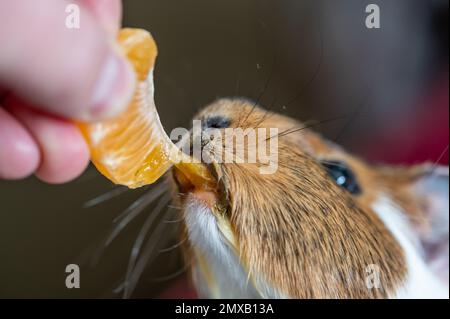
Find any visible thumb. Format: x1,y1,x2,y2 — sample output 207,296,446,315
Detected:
77,0,122,35
0,0,135,121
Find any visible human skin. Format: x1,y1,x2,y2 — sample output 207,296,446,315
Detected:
0,0,135,183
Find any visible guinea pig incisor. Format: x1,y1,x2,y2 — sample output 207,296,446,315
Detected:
168,98,449,299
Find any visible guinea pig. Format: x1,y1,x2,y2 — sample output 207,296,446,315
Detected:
169,98,449,299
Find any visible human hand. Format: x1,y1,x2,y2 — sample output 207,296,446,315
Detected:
0,0,135,183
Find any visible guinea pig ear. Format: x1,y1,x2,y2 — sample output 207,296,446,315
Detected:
409,164,449,282
410,165,448,237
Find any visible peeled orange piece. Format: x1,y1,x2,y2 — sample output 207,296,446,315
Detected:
77,28,213,189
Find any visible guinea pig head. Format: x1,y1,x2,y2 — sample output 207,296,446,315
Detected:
170,98,449,298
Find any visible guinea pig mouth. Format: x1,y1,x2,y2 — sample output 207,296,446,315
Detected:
172,167,196,193
172,162,217,191
172,165,220,208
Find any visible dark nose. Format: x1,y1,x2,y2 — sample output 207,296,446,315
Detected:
202,115,230,129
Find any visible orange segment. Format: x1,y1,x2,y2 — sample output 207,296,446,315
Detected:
116,28,157,81
77,28,213,189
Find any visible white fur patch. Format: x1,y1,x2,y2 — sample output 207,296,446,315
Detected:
372,196,449,299
184,196,261,298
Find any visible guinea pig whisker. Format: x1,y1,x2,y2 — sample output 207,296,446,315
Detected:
176,192,189,198
87,185,168,267
83,185,129,208
239,51,278,128
113,184,166,223
167,204,182,210
158,235,189,253
112,281,125,295
163,215,185,224
334,89,372,143
126,194,171,273
266,115,347,141
103,186,166,248
149,258,193,283
318,159,349,170
431,144,449,173
235,73,241,95
75,166,102,184
251,87,279,129
283,24,323,108
123,194,172,298
254,110,275,129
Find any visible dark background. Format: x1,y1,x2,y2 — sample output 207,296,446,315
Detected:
0,0,448,298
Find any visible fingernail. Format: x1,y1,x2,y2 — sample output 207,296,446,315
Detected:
89,52,135,120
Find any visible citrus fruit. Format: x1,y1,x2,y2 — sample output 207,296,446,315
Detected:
77,28,213,189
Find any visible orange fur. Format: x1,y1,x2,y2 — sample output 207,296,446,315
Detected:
170,98,443,298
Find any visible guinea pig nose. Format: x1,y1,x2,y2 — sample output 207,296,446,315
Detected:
203,115,230,129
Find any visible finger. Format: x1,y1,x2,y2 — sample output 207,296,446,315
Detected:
0,0,135,122
8,99,90,184
0,107,40,179
77,0,122,35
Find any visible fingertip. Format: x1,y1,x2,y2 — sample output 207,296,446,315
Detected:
78,0,122,35
9,103,90,184
86,51,136,121
35,122,90,184
0,108,40,179
0,0,129,121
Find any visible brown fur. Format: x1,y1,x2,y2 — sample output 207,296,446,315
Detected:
171,98,438,298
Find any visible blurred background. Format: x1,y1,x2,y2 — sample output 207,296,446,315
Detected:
0,0,448,298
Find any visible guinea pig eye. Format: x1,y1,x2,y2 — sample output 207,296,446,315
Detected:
203,116,231,129
321,160,361,195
